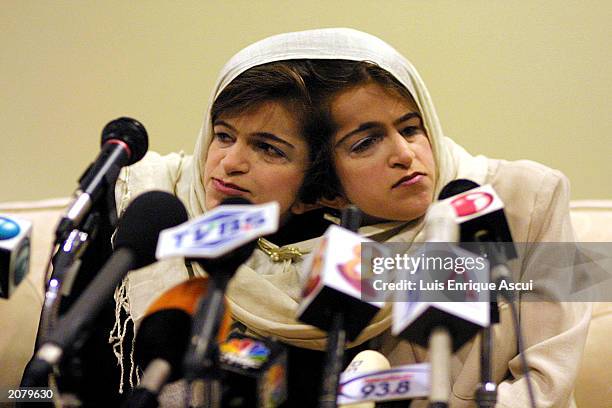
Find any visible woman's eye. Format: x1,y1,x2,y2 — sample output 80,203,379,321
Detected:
350,134,382,153
255,142,287,159
214,132,234,144
400,126,420,137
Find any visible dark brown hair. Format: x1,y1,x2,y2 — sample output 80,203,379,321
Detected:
210,60,327,204
303,60,419,200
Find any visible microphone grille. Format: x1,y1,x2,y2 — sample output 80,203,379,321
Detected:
101,117,149,165
438,179,480,200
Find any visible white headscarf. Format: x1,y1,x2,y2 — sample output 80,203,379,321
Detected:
115,28,490,357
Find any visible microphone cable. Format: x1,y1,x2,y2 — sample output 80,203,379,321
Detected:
506,296,537,408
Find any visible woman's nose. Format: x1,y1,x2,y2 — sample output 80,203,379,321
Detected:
220,143,250,174
387,132,415,168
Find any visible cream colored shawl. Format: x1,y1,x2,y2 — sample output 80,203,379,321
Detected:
114,28,490,359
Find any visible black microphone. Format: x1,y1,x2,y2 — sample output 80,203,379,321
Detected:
183,197,259,380
438,179,517,297
128,277,231,408
23,190,188,386
438,179,479,200
55,117,149,243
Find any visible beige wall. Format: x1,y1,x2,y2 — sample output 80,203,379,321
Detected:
1,0,610,202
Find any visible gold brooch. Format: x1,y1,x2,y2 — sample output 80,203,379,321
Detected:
257,237,303,262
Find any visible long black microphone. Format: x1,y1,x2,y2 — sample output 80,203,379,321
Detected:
23,190,188,386
55,117,149,243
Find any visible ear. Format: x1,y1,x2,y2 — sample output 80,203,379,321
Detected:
317,195,350,210
290,201,322,215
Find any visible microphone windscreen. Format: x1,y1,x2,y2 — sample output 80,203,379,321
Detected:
339,350,391,408
135,309,192,381
344,350,391,374
114,191,188,269
437,179,480,200
220,197,252,206
101,117,149,164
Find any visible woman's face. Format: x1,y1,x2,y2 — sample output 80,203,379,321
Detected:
203,100,309,220
329,82,436,222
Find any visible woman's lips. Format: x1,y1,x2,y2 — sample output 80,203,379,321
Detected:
212,178,249,196
392,173,424,189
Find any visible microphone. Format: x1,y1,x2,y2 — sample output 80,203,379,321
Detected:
392,202,489,408
23,190,188,386
297,206,383,408
0,214,32,298
192,197,260,285
128,277,231,408
437,179,522,407
339,350,390,408
438,180,518,307
55,117,149,243
181,198,261,380
343,350,391,375
338,354,429,407
218,332,288,408
296,211,382,341
439,183,539,407
155,196,280,380
437,179,479,200
438,179,517,273
134,277,286,408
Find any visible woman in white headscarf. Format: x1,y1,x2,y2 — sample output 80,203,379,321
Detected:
277,29,588,408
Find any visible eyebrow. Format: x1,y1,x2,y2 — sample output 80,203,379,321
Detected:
214,120,295,149
335,122,378,148
335,111,422,148
394,112,422,126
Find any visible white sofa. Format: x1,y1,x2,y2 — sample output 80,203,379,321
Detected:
0,198,610,407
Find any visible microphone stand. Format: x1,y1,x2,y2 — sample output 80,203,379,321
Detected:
428,327,452,408
475,320,497,408
182,274,230,408
319,312,346,408
23,184,121,406
319,206,362,408
184,277,228,379
474,239,502,408
36,215,97,348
